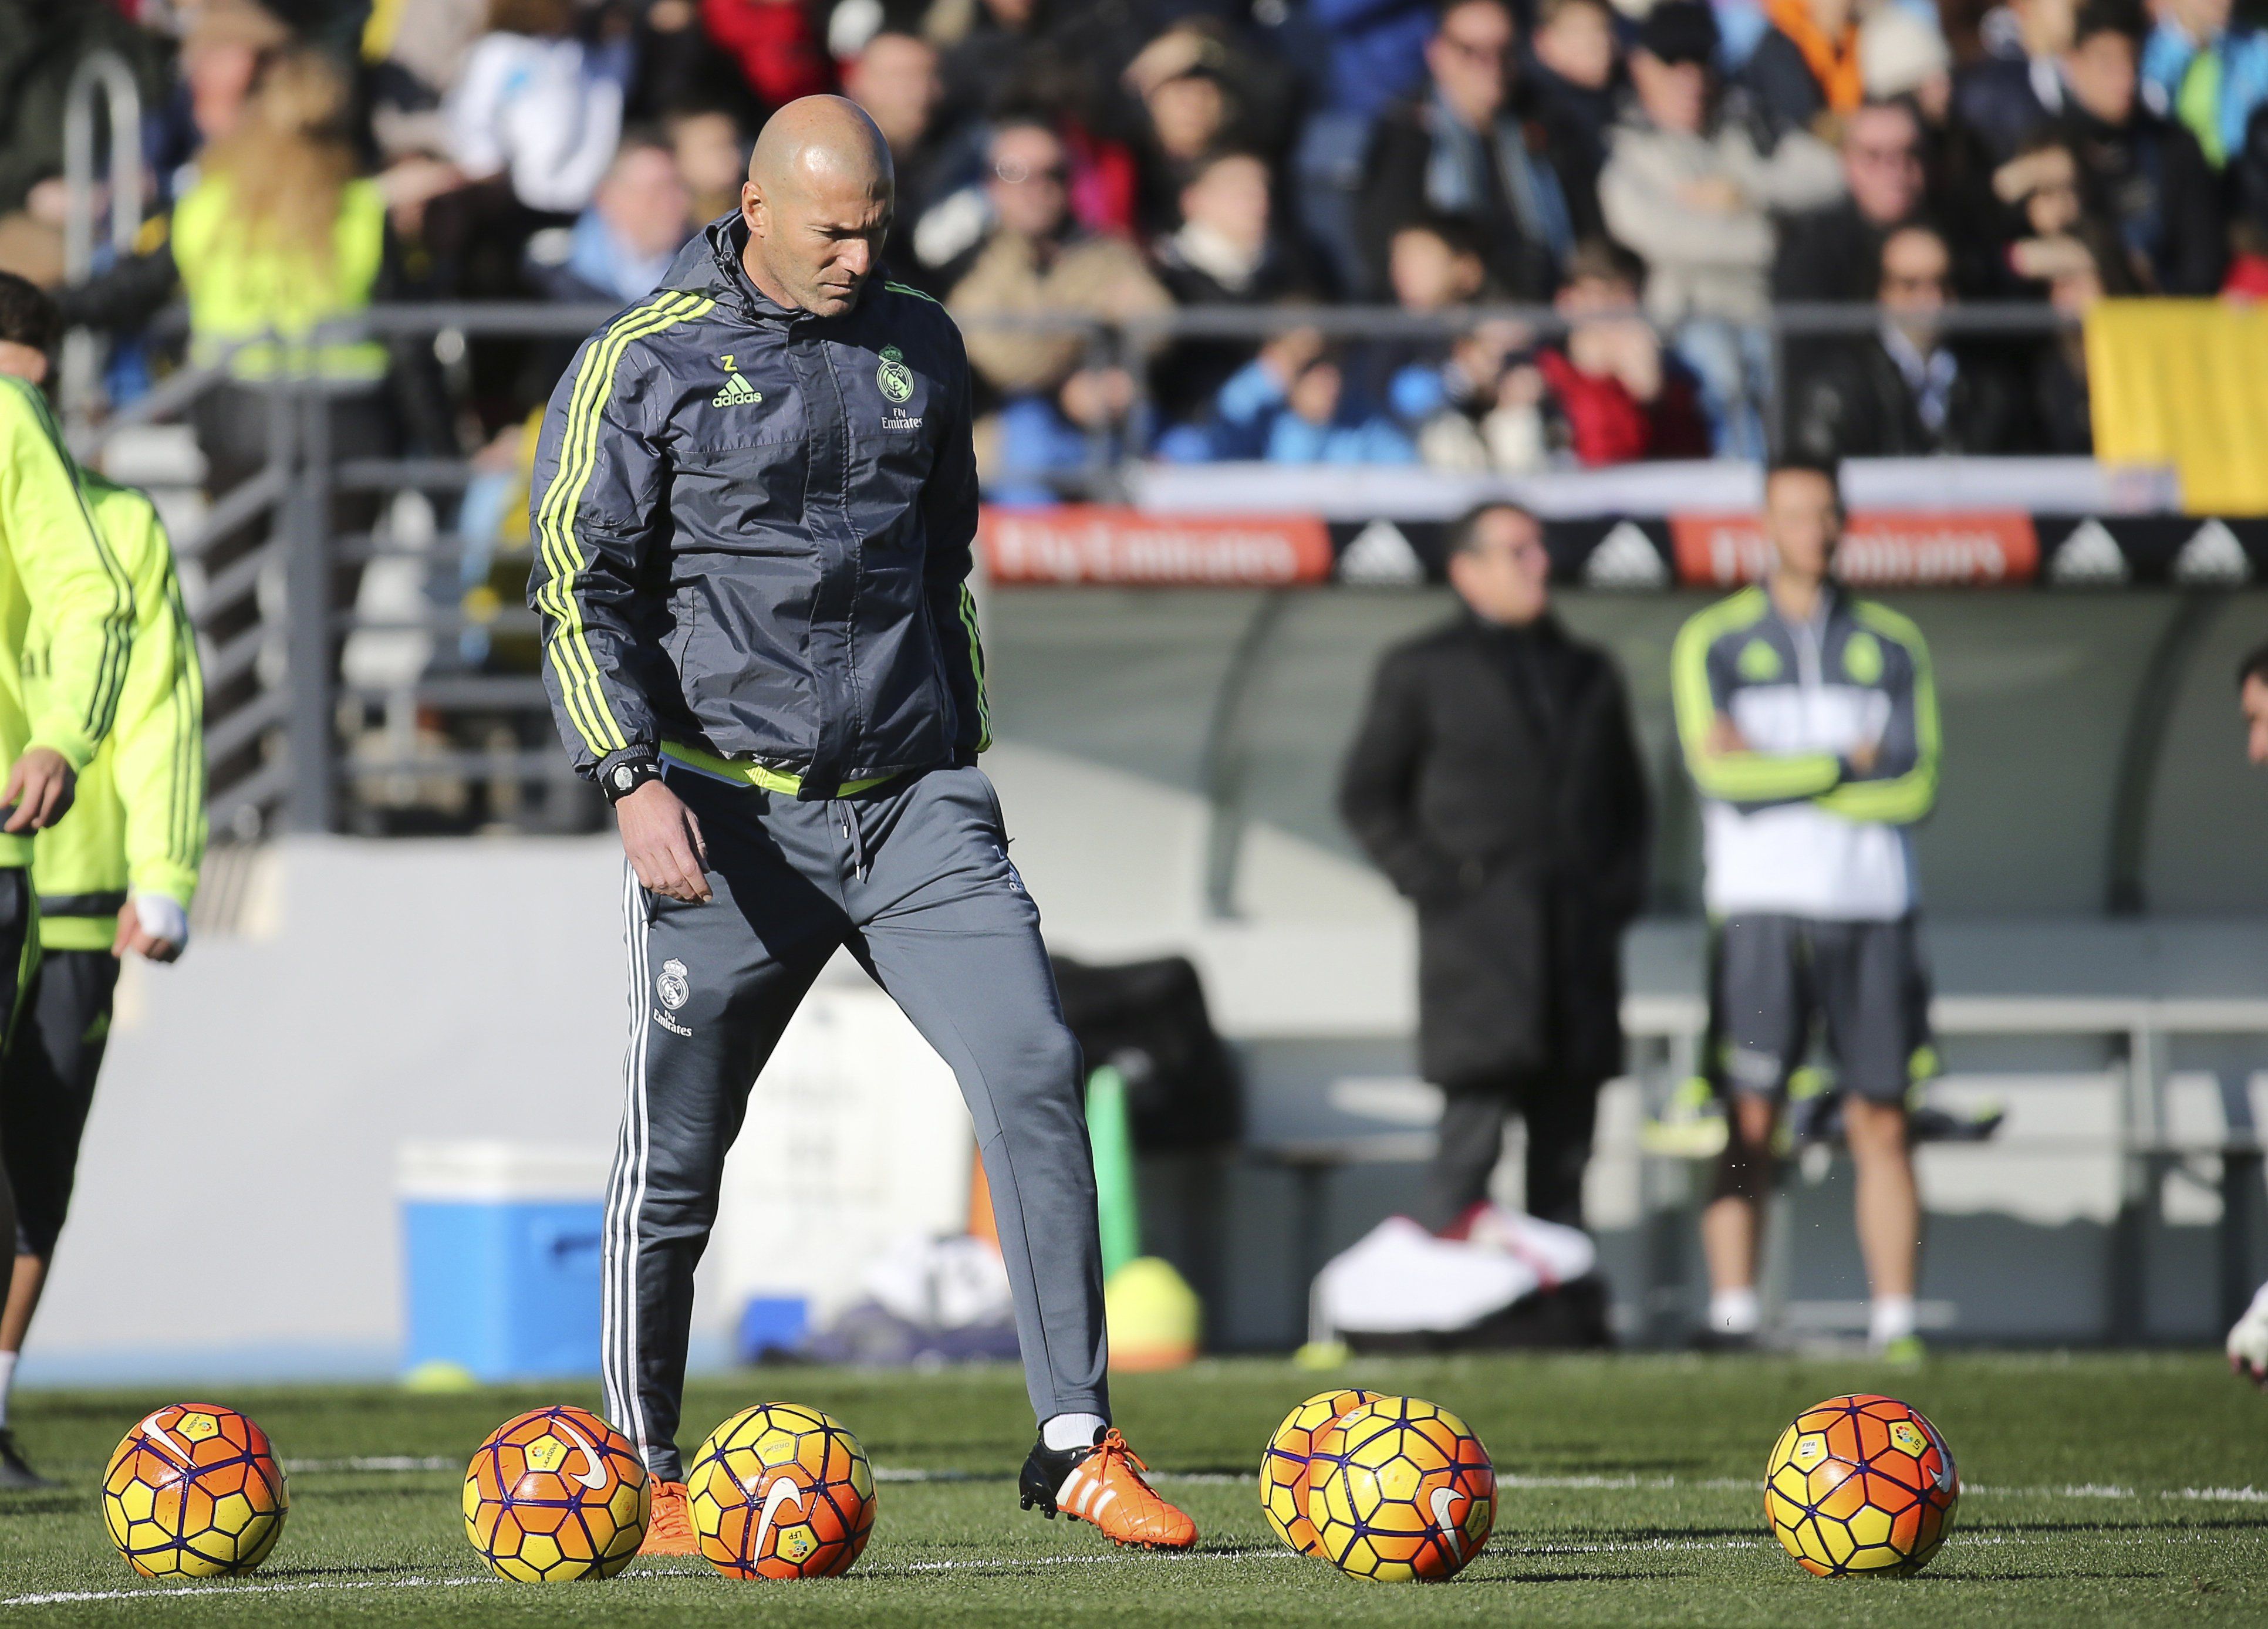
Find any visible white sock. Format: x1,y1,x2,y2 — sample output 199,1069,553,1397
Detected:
1041,1412,1106,1452
1709,1287,1761,1336
0,1350,15,1428
1870,1296,1917,1349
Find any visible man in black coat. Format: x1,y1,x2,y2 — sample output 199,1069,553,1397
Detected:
1339,502,1651,1231
1787,223,2033,459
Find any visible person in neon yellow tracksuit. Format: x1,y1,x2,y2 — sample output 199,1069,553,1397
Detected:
0,275,189,1488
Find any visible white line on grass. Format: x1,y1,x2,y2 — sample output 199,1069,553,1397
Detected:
0,1577,495,1608
6,1523,2263,1611
274,1458,2268,1508
0,1553,1304,1609
1496,1473,2268,1505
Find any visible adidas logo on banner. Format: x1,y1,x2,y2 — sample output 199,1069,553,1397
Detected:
2048,519,2128,586
1584,521,1668,589
2171,519,2251,586
713,373,763,408
1338,518,1425,585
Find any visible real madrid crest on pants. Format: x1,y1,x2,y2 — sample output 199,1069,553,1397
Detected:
653,957,694,1035
876,345,913,403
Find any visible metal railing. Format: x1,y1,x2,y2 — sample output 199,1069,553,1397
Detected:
66,298,2086,837
1255,991,2268,1349
1621,993,2268,1347
60,49,143,425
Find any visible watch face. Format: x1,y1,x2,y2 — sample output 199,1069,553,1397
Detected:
614,766,636,790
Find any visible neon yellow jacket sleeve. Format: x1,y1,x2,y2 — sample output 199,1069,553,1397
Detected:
0,378,133,772
30,476,205,932
1814,603,1939,826
1670,592,1842,804
97,478,205,904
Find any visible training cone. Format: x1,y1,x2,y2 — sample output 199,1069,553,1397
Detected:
1105,1257,1200,1370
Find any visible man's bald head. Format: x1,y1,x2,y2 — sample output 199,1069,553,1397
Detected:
740,96,895,317
748,95,893,195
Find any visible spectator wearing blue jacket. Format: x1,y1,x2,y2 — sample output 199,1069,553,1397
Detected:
515,136,697,424
1295,0,1442,292
522,138,694,306
2141,0,2268,166
1310,0,1441,121
1159,327,1416,464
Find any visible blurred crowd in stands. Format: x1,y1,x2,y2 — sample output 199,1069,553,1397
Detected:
15,0,2268,489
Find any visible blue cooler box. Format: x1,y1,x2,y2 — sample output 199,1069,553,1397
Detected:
399,1143,609,1380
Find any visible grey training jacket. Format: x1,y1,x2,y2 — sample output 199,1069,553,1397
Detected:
526,213,988,799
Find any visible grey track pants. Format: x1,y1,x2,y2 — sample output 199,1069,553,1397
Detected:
603,762,1108,1481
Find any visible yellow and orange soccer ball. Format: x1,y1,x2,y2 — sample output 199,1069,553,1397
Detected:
1270,1392,1495,1582
686,1401,878,1579
463,1405,650,1581
1260,1387,1382,1556
102,1403,289,1578
1764,1393,1960,1577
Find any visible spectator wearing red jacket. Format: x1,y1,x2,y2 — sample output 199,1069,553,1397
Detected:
701,0,831,114
1537,240,1707,466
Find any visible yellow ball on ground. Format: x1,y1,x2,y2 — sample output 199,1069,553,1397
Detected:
463,1405,649,1581
1260,1388,1383,1556
685,1402,877,1579
1306,1396,1495,1582
102,1404,288,1579
1763,1393,1959,1577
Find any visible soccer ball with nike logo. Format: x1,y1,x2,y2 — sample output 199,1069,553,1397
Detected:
686,1401,876,1579
1764,1394,1959,1576
102,1402,289,1577
463,1405,649,1581
1306,1395,1495,1581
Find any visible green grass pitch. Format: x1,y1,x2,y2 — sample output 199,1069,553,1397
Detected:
3,1354,2264,1625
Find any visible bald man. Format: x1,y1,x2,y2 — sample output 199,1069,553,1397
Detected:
526,99,1196,1556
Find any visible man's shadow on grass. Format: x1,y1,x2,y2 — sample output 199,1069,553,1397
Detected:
1460,1566,1689,1586
0,1492,81,1517
1531,1524,1765,1543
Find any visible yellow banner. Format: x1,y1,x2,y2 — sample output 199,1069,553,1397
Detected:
2085,298,2268,515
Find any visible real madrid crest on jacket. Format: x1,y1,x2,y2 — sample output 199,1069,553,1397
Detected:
525,212,987,801
877,345,912,400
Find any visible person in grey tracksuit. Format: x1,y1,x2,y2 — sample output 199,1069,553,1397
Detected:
526,198,1105,1485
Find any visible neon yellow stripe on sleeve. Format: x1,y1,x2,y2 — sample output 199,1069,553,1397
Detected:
1815,601,1940,824
1671,589,1842,803
7,378,134,745
957,583,990,752
533,293,713,757
533,294,685,755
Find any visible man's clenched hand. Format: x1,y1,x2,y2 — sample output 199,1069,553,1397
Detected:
617,778,711,902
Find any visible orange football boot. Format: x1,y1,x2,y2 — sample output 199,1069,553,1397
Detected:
1019,1428,1197,1549
640,1479,699,1555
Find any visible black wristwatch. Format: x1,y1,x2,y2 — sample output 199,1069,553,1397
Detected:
602,754,662,804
